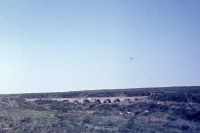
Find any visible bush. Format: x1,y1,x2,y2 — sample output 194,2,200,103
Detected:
151,92,187,102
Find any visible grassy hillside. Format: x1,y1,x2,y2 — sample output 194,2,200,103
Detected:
0,86,200,133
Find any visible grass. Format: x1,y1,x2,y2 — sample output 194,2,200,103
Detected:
0,86,200,133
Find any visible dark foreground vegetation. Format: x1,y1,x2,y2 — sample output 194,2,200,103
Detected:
0,86,200,133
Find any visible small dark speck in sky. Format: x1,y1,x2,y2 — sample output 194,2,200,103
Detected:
129,57,133,61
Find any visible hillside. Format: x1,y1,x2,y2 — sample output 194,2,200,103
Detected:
0,86,200,133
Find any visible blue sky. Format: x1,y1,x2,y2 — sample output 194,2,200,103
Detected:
0,0,200,94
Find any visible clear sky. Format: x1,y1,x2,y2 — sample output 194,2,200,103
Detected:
0,0,200,94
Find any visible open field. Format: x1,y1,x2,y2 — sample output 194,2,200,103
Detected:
0,86,200,133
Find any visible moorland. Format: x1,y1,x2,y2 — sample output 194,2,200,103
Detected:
0,86,200,133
